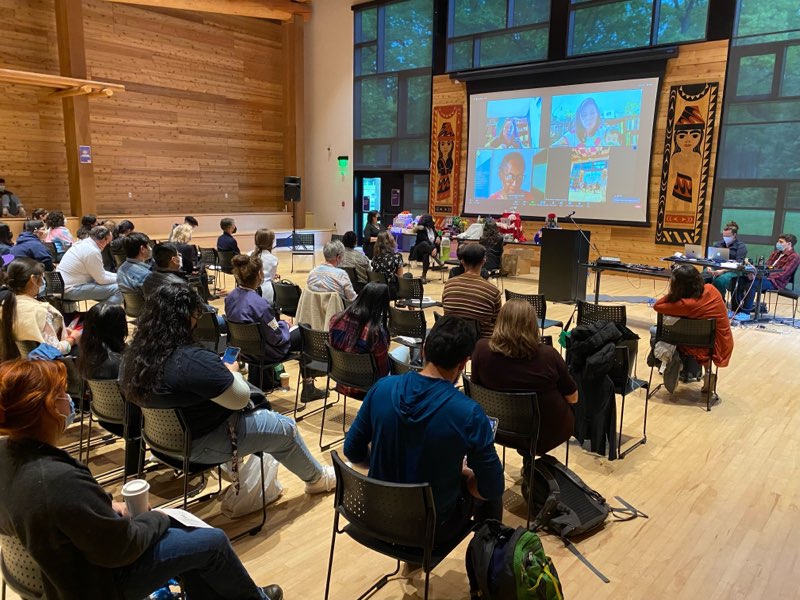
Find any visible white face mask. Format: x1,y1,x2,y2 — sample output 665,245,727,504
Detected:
176,255,183,269
723,236,734,245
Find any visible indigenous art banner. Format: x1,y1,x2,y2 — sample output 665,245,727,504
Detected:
656,82,719,245
429,104,462,224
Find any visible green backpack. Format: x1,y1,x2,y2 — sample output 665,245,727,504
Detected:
466,520,564,600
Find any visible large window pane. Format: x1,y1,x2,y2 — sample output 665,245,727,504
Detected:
479,28,548,67
513,0,550,26
358,8,378,43
359,77,398,139
385,0,433,71
723,187,779,208
719,123,800,179
737,0,800,40
782,45,800,97
656,0,708,44
726,100,800,124
360,143,392,167
452,0,507,37
783,210,800,234
397,139,430,168
449,39,474,70
788,184,800,208
406,76,432,135
736,54,776,96
720,209,775,236
359,46,377,76
570,0,653,55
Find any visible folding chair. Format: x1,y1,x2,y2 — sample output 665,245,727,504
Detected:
226,321,297,404
294,324,335,420
768,269,798,326
291,232,316,272
272,281,302,318
612,346,650,458
195,310,225,354
505,290,564,333
389,353,423,375
396,276,439,309
577,300,627,327
43,271,79,314
388,305,426,351
0,534,44,600
199,248,220,295
83,379,129,482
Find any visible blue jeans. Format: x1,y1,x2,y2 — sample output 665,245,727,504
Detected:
190,409,323,483
743,278,776,311
64,282,123,305
116,524,267,600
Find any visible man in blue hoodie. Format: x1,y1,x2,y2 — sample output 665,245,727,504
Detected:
344,315,505,540
10,219,52,271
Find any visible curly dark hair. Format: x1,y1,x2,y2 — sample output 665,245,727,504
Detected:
120,283,205,404
664,265,704,304
45,210,66,229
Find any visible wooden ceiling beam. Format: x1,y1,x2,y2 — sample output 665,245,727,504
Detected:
0,67,126,95
103,0,312,21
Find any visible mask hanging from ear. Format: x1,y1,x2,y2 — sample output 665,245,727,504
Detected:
62,398,76,431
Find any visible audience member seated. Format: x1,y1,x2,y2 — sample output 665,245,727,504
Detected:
0,359,284,600
110,220,135,254
57,226,122,305
10,219,53,271
171,215,199,238
75,214,98,240
739,233,799,313
471,299,577,455
31,208,48,221
328,282,392,400
706,220,746,298
448,241,489,280
0,222,13,255
116,232,152,299
307,240,357,302
344,316,504,542
121,284,337,496
339,230,370,291
479,219,504,272
170,223,213,301
225,254,325,401
442,243,501,338
0,178,25,218
217,217,240,254
44,210,74,253
653,264,733,394
370,231,404,295
0,258,81,361
252,228,279,303
409,213,444,282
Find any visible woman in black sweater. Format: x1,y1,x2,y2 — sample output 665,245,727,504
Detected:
0,359,282,600
409,214,444,281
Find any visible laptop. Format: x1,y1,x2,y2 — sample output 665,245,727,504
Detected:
707,246,730,262
684,244,703,259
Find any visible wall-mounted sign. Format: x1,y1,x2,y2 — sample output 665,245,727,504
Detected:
79,145,92,164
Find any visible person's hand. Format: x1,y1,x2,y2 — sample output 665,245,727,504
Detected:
224,360,240,373
283,316,294,326
67,328,82,343
112,502,130,518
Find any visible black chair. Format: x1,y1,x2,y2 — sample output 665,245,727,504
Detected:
111,249,126,269
331,234,344,243
294,324,334,421
226,321,297,403
0,534,44,600
199,247,220,294
541,335,553,346
647,314,718,411
462,375,540,528
324,451,473,600
389,353,422,375
577,300,627,327
43,271,78,314
341,266,364,294
396,276,439,309
321,344,380,450
612,346,650,459
195,310,225,354
122,291,145,320
768,268,798,326
290,232,316,272
388,305,426,350
504,290,563,333
216,249,236,288
368,271,388,285
272,281,302,318
43,241,59,266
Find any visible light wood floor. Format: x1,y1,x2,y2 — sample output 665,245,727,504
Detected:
24,256,800,600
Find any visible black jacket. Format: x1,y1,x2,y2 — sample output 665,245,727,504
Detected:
142,266,188,299
0,438,169,600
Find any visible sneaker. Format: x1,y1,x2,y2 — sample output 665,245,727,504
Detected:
305,465,336,494
260,584,283,600
663,352,681,394
301,382,328,402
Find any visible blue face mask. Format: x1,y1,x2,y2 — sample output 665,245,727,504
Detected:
776,242,786,252
62,399,76,430
723,236,734,245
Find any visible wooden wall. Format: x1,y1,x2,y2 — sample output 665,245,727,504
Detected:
431,40,730,267
0,0,288,216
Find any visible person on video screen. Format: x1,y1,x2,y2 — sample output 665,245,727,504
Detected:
488,152,543,202
488,118,523,149
555,97,618,148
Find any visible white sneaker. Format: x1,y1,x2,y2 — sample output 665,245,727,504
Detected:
304,465,336,494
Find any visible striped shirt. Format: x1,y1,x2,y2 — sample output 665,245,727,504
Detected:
442,273,501,338
307,263,357,302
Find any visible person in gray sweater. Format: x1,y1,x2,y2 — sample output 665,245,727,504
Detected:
0,358,282,600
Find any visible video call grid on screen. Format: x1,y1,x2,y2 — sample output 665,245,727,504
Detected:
464,78,660,225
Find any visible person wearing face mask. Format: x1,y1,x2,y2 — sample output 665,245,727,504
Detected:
0,359,285,600
10,219,53,271
217,217,240,254
708,221,748,297
344,315,505,542
362,210,384,259
740,233,799,313
0,178,26,218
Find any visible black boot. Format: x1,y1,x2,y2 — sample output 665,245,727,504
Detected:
301,379,327,402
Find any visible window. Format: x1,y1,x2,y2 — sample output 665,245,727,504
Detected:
736,0,800,45
447,0,550,71
569,0,709,56
354,0,433,170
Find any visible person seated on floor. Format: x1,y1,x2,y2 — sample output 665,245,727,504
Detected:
10,219,53,271
75,214,98,240
344,315,505,542
471,299,577,456
479,218,504,272
370,231,404,296
307,240,357,303
442,243,501,338
0,178,25,218
217,217,240,254
0,258,81,361
738,233,799,313
0,359,284,600
121,284,337,496
339,230,370,292
653,264,733,395
328,282,393,400
409,213,444,282
44,210,74,253
705,220,747,298
225,254,326,402
0,222,13,255
116,232,152,299
252,228,279,303
57,226,122,305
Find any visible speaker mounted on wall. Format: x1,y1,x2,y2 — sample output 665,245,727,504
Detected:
284,176,301,202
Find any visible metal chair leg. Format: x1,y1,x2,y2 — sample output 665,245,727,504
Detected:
323,515,339,600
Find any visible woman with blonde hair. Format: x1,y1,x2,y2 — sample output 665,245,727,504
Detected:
252,228,279,302
0,359,284,600
470,299,577,454
170,223,214,300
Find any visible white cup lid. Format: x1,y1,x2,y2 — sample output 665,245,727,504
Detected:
122,479,150,495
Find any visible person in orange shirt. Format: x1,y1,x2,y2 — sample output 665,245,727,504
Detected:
653,265,733,397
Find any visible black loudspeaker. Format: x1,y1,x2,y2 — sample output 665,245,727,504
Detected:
538,228,590,303
284,176,301,202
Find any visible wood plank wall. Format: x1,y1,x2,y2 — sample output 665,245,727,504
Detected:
0,0,288,216
432,40,730,267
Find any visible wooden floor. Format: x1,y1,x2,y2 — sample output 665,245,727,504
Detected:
23,254,800,600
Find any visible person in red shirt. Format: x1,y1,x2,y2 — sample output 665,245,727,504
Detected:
741,233,799,312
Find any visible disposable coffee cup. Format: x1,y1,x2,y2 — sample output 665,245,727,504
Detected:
279,373,290,390
121,479,150,517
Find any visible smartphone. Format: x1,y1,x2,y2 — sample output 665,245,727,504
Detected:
221,346,241,365
487,417,499,440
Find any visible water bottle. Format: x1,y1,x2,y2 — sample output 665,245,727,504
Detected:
441,235,451,262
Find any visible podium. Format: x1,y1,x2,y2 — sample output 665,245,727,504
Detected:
538,229,590,303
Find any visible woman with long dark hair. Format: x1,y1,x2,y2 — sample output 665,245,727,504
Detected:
0,222,13,255
76,303,128,381
328,282,391,399
120,283,336,495
370,231,404,295
362,210,384,259
479,219,504,271
409,214,443,282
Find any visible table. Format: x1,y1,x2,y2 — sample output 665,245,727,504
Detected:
583,262,671,305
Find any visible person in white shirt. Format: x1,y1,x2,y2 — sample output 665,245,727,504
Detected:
57,226,123,305
252,228,279,303
306,240,357,302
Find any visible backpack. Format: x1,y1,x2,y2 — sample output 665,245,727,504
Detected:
466,519,563,600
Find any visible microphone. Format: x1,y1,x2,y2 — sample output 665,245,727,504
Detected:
565,211,576,219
